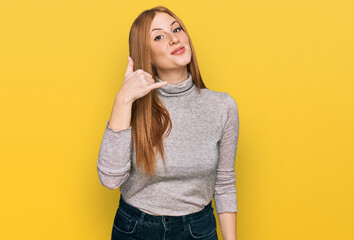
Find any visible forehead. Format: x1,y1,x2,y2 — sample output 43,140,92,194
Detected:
150,12,177,30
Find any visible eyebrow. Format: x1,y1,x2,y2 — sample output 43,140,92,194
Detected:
151,20,178,34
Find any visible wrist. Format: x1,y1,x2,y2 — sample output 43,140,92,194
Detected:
116,92,133,105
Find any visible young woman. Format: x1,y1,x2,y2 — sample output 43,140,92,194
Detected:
97,6,239,240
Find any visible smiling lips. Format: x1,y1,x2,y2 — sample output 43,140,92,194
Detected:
171,46,185,55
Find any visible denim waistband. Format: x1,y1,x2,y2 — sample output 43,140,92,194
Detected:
118,194,213,224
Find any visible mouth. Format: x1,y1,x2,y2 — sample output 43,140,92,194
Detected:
171,46,185,55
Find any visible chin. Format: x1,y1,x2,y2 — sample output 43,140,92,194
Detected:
178,55,192,66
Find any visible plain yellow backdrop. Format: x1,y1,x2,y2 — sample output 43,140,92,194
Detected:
1,0,353,239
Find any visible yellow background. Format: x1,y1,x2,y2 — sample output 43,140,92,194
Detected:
1,0,353,239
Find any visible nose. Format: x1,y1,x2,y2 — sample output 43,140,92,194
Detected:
168,33,179,45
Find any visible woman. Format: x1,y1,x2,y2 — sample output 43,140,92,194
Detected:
97,6,239,240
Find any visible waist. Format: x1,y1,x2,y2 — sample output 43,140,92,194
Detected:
118,194,214,224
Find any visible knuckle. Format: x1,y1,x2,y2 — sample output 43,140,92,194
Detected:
142,74,147,82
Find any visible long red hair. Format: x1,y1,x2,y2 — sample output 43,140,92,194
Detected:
129,6,207,179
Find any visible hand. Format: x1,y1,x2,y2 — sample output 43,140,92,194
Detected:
117,56,168,104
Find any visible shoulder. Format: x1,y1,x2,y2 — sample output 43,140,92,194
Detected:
199,88,238,111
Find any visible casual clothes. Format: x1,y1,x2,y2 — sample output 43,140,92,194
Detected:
111,194,218,240
97,72,239,216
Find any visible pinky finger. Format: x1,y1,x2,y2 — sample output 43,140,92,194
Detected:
150,81,168,90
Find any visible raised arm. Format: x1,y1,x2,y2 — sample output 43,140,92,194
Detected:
97,56,168,189
96,97,133,190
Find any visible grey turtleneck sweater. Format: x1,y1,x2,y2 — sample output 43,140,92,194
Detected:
97,72,239,216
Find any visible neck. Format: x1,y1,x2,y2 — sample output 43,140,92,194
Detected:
155,68,189,85
155,71,195,97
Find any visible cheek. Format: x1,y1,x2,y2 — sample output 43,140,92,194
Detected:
181,33,190,44
151,45,166,61
181,36,191,54
154,45,168,57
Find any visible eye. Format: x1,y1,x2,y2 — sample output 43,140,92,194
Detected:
154,35,163,41
153,27,182,41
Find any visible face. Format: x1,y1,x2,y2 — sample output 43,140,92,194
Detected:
150,12,192,73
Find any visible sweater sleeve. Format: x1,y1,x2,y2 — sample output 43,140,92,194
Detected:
214,93,239,213
96,120,132,190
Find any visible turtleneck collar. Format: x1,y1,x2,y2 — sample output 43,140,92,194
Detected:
155,72,195,97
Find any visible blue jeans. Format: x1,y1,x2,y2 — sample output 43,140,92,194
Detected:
111,194,218,240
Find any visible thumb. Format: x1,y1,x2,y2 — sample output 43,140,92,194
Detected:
125,56,134,78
